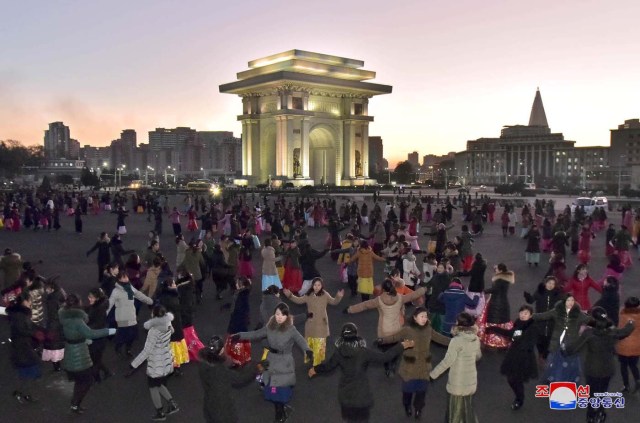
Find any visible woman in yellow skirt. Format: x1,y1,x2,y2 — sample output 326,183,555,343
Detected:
283,278,344,365
157,279,189,374
349,241,386,301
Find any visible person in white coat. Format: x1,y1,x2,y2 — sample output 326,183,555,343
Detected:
127,305,179,421
403,250,421,288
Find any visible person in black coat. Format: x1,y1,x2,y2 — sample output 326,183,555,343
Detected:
484,265,514,324
7,293,43,403
308,322,413,423
564,307,634,423
524,277,565,359
210,244,233,300
43,278,66,371
593,277,620,326
299,241,329,293
198,336,256,423
86,287,113,382
426,263,452,334
224,277,252,366
109,234,134,268
459,253,486,293
87,232,111,282
486,305,539,411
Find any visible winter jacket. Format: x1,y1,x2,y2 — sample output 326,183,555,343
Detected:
525,229,541,253
198,351,255,423
314,338,404,408
107,282,153,327
464,259,487,293
261,246,278,276
227,288,250,334
110,240,134,267
524,284,564,338
87,240,111,267
484,271,514,324
7,303,41,368
182,248,205,281
86,297,109,330
59,308,110,372
380,323,450,381
350,248,384,278
430,325,482,396
238,315,310,387
458,231,473,257
565,322,634,378
299,246,328,281
286,291,343,338
488,319,539,382
157,288,184,341
439,285,480,335
0,252,22,289
348,288,427,338
533,300,591,352
176,240,188,270
28,287,46,327
141,266,161,298
131,313,175,378
616,307,640,357
44,288,66,351
427,272,451,314
564,276,602,311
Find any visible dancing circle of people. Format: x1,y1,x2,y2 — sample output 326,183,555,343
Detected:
2,188,640,423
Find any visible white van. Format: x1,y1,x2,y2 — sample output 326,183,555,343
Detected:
570,197,608,215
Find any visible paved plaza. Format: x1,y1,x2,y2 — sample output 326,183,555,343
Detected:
1,194,638,423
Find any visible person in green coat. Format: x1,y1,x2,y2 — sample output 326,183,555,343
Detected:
59,294,115,414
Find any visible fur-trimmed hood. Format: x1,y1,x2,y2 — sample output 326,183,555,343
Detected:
58,307,88,322
267,315,293,331
492,271,515,284
451,324,479,338
554,299,583,318
143,312,174,330
335,336,367,357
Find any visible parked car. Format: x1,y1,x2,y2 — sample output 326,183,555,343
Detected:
570,196,608,215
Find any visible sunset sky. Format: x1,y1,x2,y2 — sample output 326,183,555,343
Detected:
2,0,639,167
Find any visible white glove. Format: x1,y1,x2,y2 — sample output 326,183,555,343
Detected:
108,328,117,336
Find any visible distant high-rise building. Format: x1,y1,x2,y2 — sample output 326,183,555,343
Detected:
611,119,640,165
368,136,383,175
81,145,112,170
44,122,71,159
199,131,241,175
408,151,419,168
149,127,196,150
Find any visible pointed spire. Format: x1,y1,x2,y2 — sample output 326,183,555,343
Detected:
528,88,548,127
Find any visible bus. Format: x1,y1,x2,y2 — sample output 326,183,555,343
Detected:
186,180,220,195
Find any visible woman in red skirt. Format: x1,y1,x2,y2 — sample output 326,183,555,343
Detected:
282,241,303,294
224,277,252,366
237,234,254,279
186,206,198,232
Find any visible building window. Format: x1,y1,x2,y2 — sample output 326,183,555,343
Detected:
291,97,303,110
354,103,363,115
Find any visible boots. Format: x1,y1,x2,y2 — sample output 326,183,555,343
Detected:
53,361,62,372
151,408,166,421
165,400,179,416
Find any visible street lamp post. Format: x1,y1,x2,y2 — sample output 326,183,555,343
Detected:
201,167,206,179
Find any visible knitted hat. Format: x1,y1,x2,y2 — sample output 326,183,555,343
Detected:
341,322,358,339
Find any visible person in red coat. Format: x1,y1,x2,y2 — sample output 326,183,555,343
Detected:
578,225,595,264
565,264,602,311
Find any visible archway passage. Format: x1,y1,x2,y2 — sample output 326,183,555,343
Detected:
309,126,337,185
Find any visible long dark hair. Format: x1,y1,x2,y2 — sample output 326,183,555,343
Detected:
306,277,325,296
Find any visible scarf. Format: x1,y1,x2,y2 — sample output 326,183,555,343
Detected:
119,281,134,300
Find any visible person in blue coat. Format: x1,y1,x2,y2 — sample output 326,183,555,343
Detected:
438,278,479,336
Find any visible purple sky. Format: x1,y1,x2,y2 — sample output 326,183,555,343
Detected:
2,0,639,166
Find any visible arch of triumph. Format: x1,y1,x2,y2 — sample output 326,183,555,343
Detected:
219,50,392,186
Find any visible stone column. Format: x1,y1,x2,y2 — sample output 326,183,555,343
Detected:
285,117,294,178
241,120,249,176
275,116,286,177
301,117,310,178
343,120,355,179
362,122,369,178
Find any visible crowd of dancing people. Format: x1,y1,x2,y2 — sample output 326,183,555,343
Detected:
1,187,640,423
